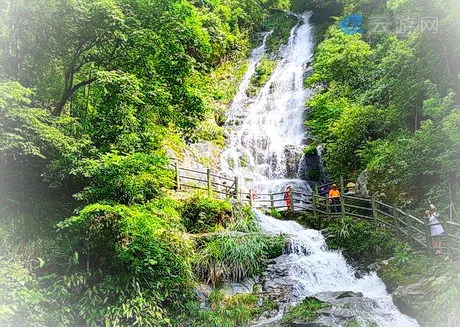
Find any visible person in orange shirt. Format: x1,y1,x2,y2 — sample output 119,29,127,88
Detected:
328,184,340,212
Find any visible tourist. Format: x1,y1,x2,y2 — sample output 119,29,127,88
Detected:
328,184,341,212
425,205,445,254
284,185,292,209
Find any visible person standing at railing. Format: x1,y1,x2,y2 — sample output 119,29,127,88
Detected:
425,204,445,254
328,184,340,212
284,185,292,209
247,188,260,201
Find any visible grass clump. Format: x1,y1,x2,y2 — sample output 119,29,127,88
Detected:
182,292,277,326
194,234,286,285
281,297,329,325
303,141,318,155
269,208,282,219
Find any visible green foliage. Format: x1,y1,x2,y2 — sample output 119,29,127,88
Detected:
377,245,460,326
227,203,260,233
269,208,282,219
194,234,286,285
379,244,433,288
325,217,399,264
239,154,250,167
281,297,329,325
306,27,373,90
183,292,275,326
181,192,233,233
306,1,460,208
247,55,277,97
55,201,196,324
344,319,362,327
303,141,318,155
261,10,298,55
0,256,48,326
0,82,86,160
73,152,174,204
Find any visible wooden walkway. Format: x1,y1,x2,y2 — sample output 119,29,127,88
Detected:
171,162,460,259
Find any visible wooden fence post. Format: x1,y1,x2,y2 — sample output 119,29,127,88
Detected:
234,176,239,200
270,193,274,209
339,176,345,218
424,217,433,257
371,193,378,225
175,162,181,190
207,168,212,197
313,184,318,217
326,193,331,219
406,212,413,245
289,188,294,211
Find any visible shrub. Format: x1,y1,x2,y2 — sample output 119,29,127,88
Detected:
227,203,259,233
325,217,399,264
73,152,173,205
181,192,233,233
269,208,282,219
56,201,196,323
182,293,276,326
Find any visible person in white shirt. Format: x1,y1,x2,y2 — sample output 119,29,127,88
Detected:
425,205,445,254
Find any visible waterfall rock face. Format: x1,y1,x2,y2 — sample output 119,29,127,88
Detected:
391,274,449,326
284,145,304,178
253,210,418,327
219,13,314,197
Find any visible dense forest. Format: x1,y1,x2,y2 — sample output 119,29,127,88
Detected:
0,0,459,326
306,0,460,209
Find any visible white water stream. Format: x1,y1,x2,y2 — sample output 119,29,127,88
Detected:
220,13,313,197
219,12,418,327
256,211,418,326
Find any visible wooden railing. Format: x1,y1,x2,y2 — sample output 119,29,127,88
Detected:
171,163,460,259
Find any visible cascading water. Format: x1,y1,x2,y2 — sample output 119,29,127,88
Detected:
256,211,418,326
219,12,418,327
220,13,313,197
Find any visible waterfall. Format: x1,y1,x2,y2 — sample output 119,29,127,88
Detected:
220,13,313,196
219,11,418,327
255,210,418,326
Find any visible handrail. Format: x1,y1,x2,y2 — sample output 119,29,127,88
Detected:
171,160,460,259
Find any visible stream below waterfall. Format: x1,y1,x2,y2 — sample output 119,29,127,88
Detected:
219,12,418,327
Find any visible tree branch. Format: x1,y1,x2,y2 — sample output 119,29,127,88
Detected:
53,77,97,116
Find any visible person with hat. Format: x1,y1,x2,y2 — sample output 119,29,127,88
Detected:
328,184,341,212
345,182,357,195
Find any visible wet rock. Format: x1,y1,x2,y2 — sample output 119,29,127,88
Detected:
165,141,222,173
220,277,259,298
391,274,449,325
337,291,364,299
260,255,297,305
367,261,381,272
195,283,213,310
356,170,370,198
284,145,304,179
278,291,375,327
